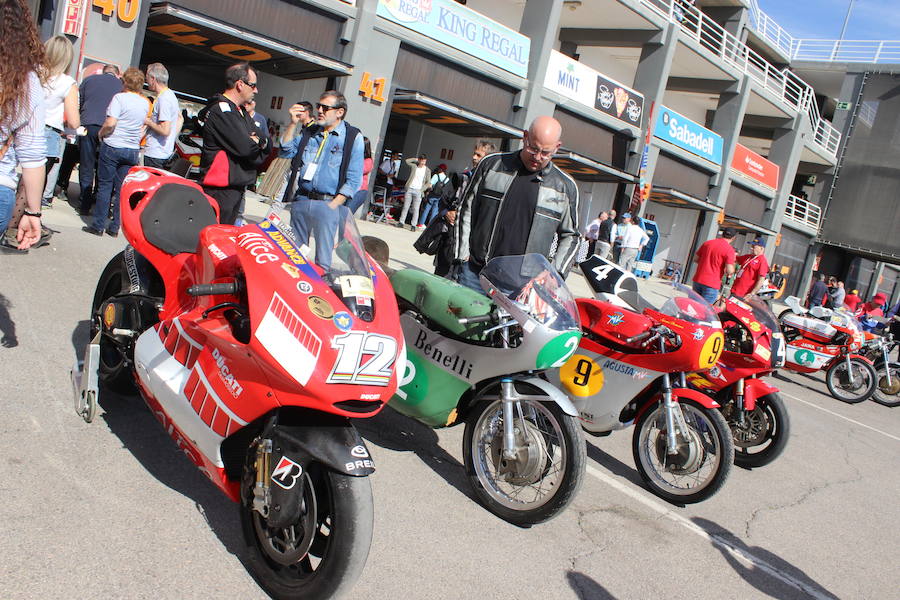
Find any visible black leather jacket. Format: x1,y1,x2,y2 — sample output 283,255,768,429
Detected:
454,151,580,273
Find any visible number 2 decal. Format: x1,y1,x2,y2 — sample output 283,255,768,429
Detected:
327,332,398,386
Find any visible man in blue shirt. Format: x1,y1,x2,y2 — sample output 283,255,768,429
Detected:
281,91,363,269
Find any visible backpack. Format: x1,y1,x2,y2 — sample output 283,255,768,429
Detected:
430,174,453,202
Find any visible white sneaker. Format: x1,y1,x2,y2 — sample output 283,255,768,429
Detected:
416,224,426,230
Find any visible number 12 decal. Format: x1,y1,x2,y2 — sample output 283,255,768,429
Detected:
327,332,398,386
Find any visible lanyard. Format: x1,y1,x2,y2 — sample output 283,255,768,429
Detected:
313,131,330,162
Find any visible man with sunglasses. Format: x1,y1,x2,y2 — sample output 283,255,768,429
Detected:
198,62,268,225
281,90,363,269
453,116,580,291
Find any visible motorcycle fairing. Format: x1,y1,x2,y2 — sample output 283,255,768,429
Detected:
783,342,838,372
742,379,779,411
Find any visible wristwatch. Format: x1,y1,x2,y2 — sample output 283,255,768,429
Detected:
23,209,41,218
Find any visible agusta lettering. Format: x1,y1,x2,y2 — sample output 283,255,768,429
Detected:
414,329,474,380
211,347,244,397
667,117,715,155
603,359,637,377
436,7,525,64
235,232,278,264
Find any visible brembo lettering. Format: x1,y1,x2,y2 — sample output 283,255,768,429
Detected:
414,329,474,380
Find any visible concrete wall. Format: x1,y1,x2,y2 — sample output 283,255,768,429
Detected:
396,121,501,181
644,201,699,275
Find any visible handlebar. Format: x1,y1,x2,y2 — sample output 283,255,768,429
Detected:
625,330,655,344
187,281,243,296
625,325,677,345
458,314,494,325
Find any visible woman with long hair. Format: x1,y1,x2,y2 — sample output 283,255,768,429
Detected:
83,67,148,237
0,0,47,250
41,34,79,208
346,136,372,215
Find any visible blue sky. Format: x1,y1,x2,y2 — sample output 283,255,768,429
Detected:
758,0,900,40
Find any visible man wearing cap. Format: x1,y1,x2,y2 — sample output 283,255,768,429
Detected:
731,237,769,298
617,212,649,273
692,227,737,304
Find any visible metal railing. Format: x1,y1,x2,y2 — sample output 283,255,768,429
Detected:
791,39,900,63
785,195,822,230
746,1,793,58
639,0,840,158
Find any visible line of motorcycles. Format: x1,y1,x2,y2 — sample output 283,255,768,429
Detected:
70,168,897,599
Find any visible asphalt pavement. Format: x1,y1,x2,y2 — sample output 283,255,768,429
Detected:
0,191,897,599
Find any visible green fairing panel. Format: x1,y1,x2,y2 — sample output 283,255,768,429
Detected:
390,269,492,337
390,349,470,428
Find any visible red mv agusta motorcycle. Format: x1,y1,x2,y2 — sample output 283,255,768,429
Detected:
686,296,790,468
548,256,734,504
779,297,876,403
71,168,404,599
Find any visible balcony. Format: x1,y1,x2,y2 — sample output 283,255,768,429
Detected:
784,195,822,231
639,0,840,159
791,40,900,63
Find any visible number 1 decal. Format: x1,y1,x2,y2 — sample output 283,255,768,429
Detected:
327,332,398,386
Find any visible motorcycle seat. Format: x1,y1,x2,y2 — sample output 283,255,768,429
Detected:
390,268,492,339
139,183,218,255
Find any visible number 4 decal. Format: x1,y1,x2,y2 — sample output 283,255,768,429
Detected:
327,332,398,386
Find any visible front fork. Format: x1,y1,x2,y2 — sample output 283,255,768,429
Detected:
661,372,689,454
733,378,746,427
844,353,857,385
881,344,894,387
253,438,273,517
501,378,520,460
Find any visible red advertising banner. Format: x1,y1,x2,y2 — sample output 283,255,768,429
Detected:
731,143,779,190
60,0,86,37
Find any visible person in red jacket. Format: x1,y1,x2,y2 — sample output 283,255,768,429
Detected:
198,62,268,225
731,237,769,298
692,227,736,304
843,289,862,312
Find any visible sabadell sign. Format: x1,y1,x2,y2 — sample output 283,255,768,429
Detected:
377,0,530,78
653,106,723,165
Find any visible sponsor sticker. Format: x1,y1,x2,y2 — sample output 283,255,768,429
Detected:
296,280,313,294
607,312,624,326
271,456,303,489
356,295,372,307
333,311,353,332
207,243,228,261
339,275,374,299
350,445,369,458
281,263,300,279
308,296,334,319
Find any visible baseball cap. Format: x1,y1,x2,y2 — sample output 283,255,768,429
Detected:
622,212,632,219
437,163,447,172
750,238,766,247
721,227,737,238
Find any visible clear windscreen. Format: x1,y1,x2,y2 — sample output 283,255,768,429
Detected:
639,282,719,326
746,296,781,335
479,254,579,332
265,203,375,320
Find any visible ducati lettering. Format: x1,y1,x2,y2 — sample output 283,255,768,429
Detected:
207,243,228,260
211,347,244,397
235,231,279,264
413,329,474,380
271,456,303,489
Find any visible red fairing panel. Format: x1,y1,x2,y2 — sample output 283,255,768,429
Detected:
742,379,779,411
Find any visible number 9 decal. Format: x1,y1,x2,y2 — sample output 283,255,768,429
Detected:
699,331,724,368
559,354,605,397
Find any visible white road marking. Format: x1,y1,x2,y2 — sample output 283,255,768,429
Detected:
782,393,900,443
585,465,834,600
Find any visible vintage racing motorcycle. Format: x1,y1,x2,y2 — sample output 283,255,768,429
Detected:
686,295,789,468
71,168,404,599
779,297,876,403
549,256,734,504
389,253,586,526
858,323,900,407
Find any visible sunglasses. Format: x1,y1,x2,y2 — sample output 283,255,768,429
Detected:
523,141,556,158
316,103,340,112
240,79,258,89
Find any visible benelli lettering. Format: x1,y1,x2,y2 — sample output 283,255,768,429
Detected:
414,329,473,379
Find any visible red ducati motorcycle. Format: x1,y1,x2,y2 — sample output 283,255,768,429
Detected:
686,296,790,468
71,168,404,599
549,256,734,504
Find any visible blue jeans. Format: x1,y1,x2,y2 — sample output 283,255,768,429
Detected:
692,281,720,304
290,198,341,269
92,144,139,234
454,259,485,294
0,186,15,232
418,196,440,226
346,189,368,215
78,124,102,208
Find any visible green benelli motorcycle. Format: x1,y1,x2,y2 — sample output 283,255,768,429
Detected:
389,254,586,526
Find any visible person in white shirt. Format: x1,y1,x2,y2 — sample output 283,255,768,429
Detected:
584,211,607,256
618,212,649,273
41,35,79,208
397,153,431,230
143,62,181,169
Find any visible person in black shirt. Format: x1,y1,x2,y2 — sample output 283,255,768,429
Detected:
77,64,121,214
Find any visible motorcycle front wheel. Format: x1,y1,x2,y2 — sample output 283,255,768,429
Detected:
729,393,790,468
240,460,373,600
632,399,734,504
826,358,877,403
463,395,586,527
872,363,900,407
90,251,135,394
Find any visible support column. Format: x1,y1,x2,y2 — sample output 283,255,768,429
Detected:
339,0,401,154
518,0,565,130
764,112,806,265
869,262,886,299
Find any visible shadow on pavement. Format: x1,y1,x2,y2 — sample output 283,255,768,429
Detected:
585,438,645,488
356,405,475,502
0,292,18,348
691,517,840,600
566,571,616,600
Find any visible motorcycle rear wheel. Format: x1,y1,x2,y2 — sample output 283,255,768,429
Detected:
90,251,135,394
872,363,900,407
240,460,373,600
463,395,585,527
729,393,790,469
632,399,734,504
826,358,876,403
